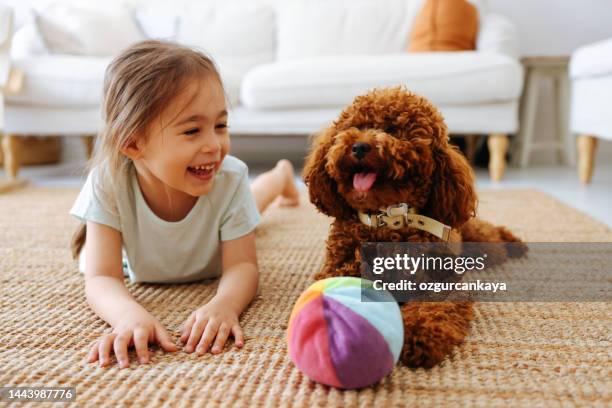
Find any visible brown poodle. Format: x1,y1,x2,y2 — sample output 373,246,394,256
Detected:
302,86,525,368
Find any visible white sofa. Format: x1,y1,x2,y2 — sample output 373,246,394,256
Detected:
0,3,12,129
570,38,612,184
0,0,522,181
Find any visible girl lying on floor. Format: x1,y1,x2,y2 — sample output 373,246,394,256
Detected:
69,40,299,369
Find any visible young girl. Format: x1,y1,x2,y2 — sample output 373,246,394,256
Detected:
69,40,299,369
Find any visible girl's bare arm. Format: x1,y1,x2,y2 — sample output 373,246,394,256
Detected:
84,221,177,368
181,231,259,354
216,231,259,315
84,221,144,325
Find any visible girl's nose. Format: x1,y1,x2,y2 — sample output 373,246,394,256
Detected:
200,131,221,154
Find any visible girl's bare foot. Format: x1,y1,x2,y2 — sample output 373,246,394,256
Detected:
273,159,300,207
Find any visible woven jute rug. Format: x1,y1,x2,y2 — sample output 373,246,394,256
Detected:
0,187,610,407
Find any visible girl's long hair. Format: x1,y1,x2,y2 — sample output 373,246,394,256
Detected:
70,40,223,259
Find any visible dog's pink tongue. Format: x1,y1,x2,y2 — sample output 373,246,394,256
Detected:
353,172,377,192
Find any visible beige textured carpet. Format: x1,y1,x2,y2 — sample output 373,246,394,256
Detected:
0,187,610,407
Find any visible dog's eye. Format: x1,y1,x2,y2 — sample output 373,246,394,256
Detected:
385,125,397,134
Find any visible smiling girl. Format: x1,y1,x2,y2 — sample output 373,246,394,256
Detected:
69,40,299,369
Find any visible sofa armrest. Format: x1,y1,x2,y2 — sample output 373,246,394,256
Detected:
477,13,520,59
570,38,612,79
0,5,14,128
0,5,14,88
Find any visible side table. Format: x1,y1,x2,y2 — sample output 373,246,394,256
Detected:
514,56,574,167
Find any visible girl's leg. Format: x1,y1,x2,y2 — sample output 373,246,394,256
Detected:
250,159,300,214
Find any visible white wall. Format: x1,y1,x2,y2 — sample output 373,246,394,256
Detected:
488,0,612,56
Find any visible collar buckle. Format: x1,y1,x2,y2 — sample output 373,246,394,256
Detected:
385,203,409,217
374,212,386,227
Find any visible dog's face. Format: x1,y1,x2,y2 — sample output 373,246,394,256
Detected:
303,87,476,228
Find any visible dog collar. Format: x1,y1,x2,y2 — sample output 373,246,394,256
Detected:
357,203,452,241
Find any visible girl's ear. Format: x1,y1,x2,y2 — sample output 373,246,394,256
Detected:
120,139,143,160
302,126,353,219
423,142,477,228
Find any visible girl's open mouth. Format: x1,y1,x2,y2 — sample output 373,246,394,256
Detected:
188,163,216,181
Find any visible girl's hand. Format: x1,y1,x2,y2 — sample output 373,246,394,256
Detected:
86,309,179,368
180,298,244,355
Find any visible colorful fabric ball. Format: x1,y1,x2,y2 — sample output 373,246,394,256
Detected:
287,277,404,389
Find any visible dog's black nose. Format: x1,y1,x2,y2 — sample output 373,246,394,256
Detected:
351,142,371,160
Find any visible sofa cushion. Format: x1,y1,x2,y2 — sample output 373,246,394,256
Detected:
33,3,145,57
177,3,275,81
0,5,10,46
276,0,422,61
408,0,479,52
10,23,49,59
133,0,182,40
6,54,243,109
570,38,612,79
241,52,522,109
7,55,109,108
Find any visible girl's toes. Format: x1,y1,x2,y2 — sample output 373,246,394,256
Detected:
275,159,294,174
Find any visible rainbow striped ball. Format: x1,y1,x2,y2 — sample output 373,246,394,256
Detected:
287,277,404,389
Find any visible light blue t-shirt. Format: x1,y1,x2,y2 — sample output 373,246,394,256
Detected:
69,155,260,283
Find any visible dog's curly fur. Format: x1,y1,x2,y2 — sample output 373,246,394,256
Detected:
302,87,525,368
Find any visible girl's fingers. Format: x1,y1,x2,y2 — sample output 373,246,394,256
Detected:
210,324,230,354
196,320,220,356
154,324,179,352
180,313,196,344
113,332,132,369
98,334,115,367
231,325,244,348
185,318,208,353
133,327,150,364
87,341,99,363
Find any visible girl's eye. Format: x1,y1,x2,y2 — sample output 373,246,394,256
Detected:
184,128,199,136
216,123,228,130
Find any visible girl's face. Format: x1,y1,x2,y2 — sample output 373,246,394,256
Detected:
126,77,230,198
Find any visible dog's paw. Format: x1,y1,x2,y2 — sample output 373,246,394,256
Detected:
400,301,473,368
496,226,528,258
312,270,330,281
312,266,342,281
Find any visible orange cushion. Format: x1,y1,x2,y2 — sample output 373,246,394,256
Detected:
408,0,479,52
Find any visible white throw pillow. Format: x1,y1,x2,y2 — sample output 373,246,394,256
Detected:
276,0,423,61
177,3,276,78
33,3,145,56
134,10,180,41
133,0,184,41
0,5,11,46
10,23,49,58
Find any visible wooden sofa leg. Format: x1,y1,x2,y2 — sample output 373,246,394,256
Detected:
464,134,479,164
81,135,95,159
487,133,508,182
1,133,22,179
577,134,598,184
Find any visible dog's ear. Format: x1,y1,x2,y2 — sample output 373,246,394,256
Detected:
302,126,353,219
423,142,477,228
